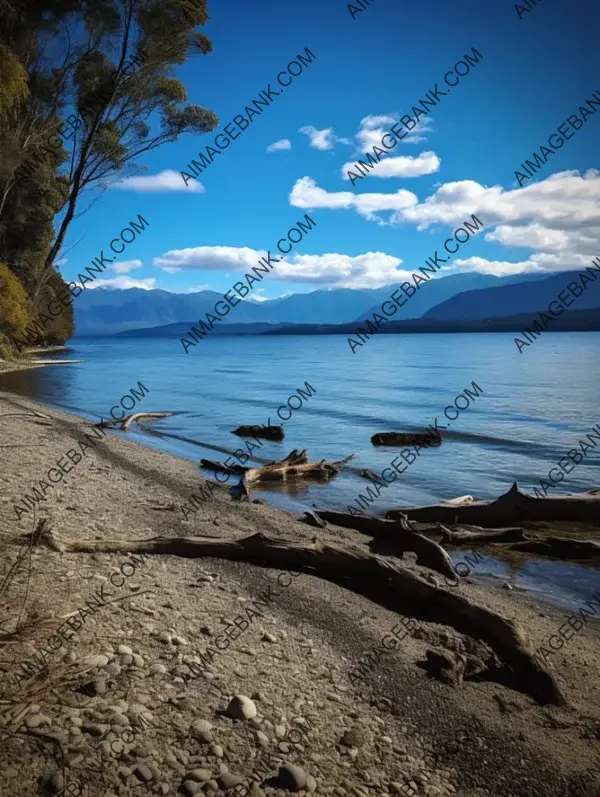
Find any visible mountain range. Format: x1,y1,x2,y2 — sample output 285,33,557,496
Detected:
72,269,600,337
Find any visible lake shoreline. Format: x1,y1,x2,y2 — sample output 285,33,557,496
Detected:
1,390,600,795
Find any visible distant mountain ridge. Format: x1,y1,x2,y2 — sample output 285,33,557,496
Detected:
72,270,599,336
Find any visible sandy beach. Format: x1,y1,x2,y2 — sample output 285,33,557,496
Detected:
1,388,599,797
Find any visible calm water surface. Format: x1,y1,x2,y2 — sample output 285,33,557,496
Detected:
2,332,599,610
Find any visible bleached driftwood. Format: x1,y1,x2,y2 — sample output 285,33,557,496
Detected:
200,458,248,476
38,529,566,706
386,483,600,527
100,412,174,431
439,524,528,544
239,449,346,498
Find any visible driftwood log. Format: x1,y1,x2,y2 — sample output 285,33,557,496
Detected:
386,483,600,527
100,412,174,431
233,424,284,441
200,458,248,476
312,510,455,579
239,450,348,498
509,537,600,560
371,431,441,448
38,529,565,706
440,525,529,544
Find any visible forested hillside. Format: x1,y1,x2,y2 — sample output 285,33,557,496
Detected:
0,0,217,359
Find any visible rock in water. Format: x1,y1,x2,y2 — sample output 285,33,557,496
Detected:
232,424,285,441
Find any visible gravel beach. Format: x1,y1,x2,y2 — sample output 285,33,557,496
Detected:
1,388,599,797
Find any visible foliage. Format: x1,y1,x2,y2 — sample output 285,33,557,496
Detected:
0,263,34,355
0,0,215,355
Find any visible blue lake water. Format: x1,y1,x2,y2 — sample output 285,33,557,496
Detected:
2,331,599,610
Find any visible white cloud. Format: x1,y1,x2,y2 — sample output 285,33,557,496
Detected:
289,176,417,223
111,169,205,194
341,150,441,180
153,242,413,290
299,126,351,150
355,114,435,151
110,259,143,274
266,139,292,153
154,246,268,272
87,276,157,290
169,284,212,293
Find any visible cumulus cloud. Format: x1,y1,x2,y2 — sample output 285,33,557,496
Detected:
289,176,417,223
110,259,143,274
342,150,441,180
153,242,413,289
299,126,351,150
111,169,205,194
87,276,156,290
154,246,269,273
266,139,292,153
356,114,435,151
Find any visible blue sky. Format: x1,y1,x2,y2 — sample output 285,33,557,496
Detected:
58,0,600,300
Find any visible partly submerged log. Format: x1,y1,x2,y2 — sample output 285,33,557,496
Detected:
233,424,284,441
39,529,566,706
371,431,441,448
240,449,342,498
200,458,248,476
101,412,174,431
509,537,600,560
312,510,461,580
440,524,529,544
386,482,600,527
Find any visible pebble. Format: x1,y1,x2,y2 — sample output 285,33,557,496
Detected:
210,744,224,758
218,772,243,789
341,729,365,748
186,769,212,782
38,772,64,795
180,780,203,796
133,764,154,783
117,644,133,656
191,719,213,743
25,714,52,728
277,763,308,792
225,695,257,721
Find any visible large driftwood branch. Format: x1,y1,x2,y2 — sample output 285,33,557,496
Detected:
38,530,565,706
200,458,248,476
386,483,600,527
509,537,600,560
100,412,174,431
439,524,529,544
312,510,456,579
239,449,343,498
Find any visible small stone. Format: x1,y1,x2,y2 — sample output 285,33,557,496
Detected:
218,772,243,789
197,575,214,583
341,728,365,748
277,763,308,792
117,644,133,656
25,714,52,728
150,663,167,674
261,632,277,643
133,764,153,783
180,780,203,796
186,769,212,782
225,695,257,721
158,631,172,644
191,719,213,743
87,654,110,668
91,678,107,695
209,744,224,758
132,653,145,667
38,772,64,795
172,634,188,646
